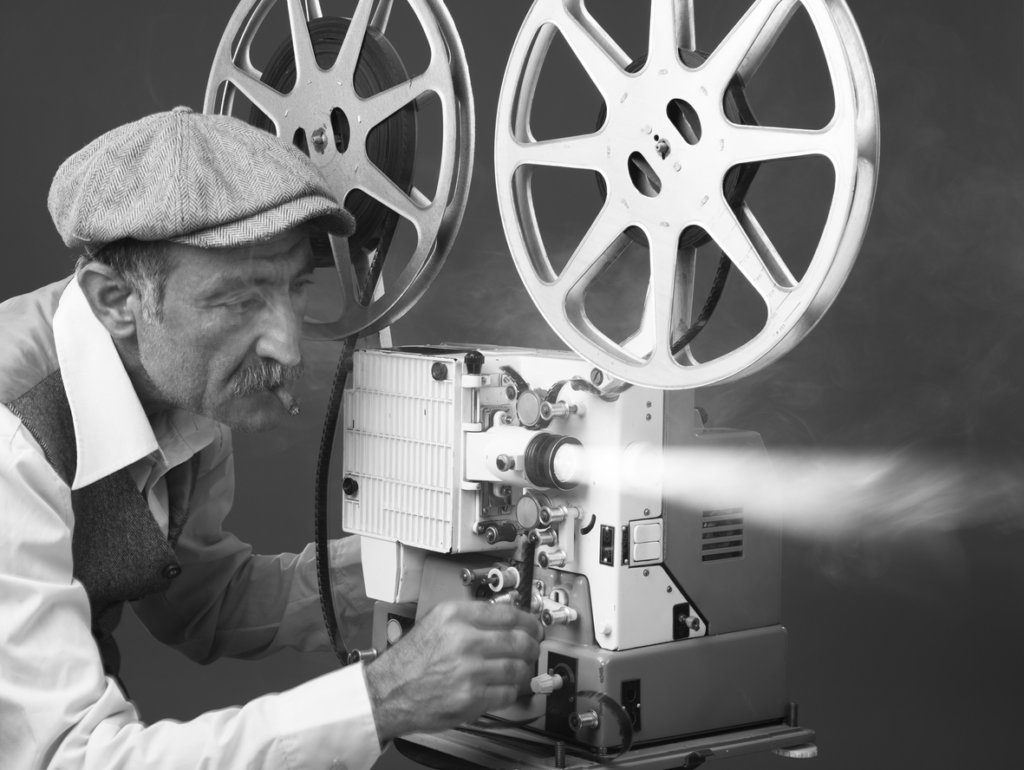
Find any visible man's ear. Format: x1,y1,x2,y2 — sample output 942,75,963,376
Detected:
77,263,139,339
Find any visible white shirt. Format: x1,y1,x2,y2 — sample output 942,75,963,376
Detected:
0,278,382,769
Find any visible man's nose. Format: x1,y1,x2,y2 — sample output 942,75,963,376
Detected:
254,294,302,367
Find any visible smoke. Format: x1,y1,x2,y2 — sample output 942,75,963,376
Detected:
570,443,1024,539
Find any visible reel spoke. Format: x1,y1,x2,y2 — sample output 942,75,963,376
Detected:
705,198,792,310
330,0,377,82
547,0,631,94
371,0,395,32
509,132,611,173
676,0,697,53
358,67,446,132
304,0,323,20
645,227,685,365
555,205,628,290
356,161,432,233
723,123,838,164
735,204,798,287
706,0,798,89
625,245,696,359
210,60,290,129
285,0,320,80
647,0,695,68
736,0,800,83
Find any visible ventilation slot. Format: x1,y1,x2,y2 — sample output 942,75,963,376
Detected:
701,508,744,562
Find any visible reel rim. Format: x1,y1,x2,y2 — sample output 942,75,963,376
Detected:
204,0,475,340
494,0,880,389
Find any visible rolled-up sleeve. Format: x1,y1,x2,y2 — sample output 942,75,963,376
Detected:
0,408,382,770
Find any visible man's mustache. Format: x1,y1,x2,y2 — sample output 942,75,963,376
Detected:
232,359,305,397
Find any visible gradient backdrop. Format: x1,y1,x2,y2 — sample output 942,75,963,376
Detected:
2,2,1022,768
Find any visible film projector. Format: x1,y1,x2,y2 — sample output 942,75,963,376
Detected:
205,0,878,767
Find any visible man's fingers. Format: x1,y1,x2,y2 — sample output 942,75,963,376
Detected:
465,602,544,637
475,628,540,661
481,684,521,712
476,658,534,693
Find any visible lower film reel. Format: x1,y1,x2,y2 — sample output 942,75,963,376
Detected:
495,0,880,389
205,0,474,340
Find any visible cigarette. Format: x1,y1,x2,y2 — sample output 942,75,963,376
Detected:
272,386,301,416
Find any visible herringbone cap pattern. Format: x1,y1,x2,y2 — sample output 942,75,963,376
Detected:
48,106,355,254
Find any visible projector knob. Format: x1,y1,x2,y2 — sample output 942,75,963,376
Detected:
530,673,565,695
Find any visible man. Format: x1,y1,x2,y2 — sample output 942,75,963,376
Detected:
0,107,542,768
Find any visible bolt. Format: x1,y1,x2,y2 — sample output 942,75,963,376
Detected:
688,617,701,631
311,127,328,153
555,741,566,769
666,586,673,593
505,385,517,400
644,508,651,516
642,569,650,577
341,477,359,497
431,362,448,381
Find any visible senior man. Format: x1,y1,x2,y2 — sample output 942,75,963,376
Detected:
0,107,541,769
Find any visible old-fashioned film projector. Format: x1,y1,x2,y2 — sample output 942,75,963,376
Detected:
204,0,879,767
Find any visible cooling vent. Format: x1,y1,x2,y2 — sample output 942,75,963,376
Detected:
701,508,744,562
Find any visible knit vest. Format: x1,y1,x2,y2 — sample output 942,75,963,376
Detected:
1,280,196,678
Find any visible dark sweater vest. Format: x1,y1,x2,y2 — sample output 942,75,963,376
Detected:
2,281,195,678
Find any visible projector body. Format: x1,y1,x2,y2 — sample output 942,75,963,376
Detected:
343,346,786,749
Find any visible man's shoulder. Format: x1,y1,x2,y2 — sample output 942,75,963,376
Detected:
0,277,73,404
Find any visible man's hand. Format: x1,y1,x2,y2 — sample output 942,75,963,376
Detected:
363,600,543,741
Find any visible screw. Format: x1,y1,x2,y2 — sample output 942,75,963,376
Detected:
666,586,673,593
341,477,359,497
590,368,604,386
688,617,701,631
431,362,448,381
505,385,517,400
643,508,651,516
642,569,650,577
555,741,566,769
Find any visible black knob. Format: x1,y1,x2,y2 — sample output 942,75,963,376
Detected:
484,521,518,544
464,350,485,375
431,362,449,381
342,477,359,497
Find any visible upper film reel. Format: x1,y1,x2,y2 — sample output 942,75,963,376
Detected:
205,0,474,339
495,0,880,389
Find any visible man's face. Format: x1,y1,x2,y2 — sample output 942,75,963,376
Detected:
133,230,314,431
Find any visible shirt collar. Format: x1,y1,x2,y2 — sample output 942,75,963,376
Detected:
53,276,218,490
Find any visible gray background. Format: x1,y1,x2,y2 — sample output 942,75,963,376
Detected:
2,1,1023,768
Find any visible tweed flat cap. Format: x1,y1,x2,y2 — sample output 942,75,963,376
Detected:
48,106,354,254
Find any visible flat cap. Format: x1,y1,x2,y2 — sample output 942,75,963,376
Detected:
48,106,354,254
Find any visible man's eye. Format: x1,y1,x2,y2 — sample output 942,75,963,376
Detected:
291,277,315,294
223,295,262,312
